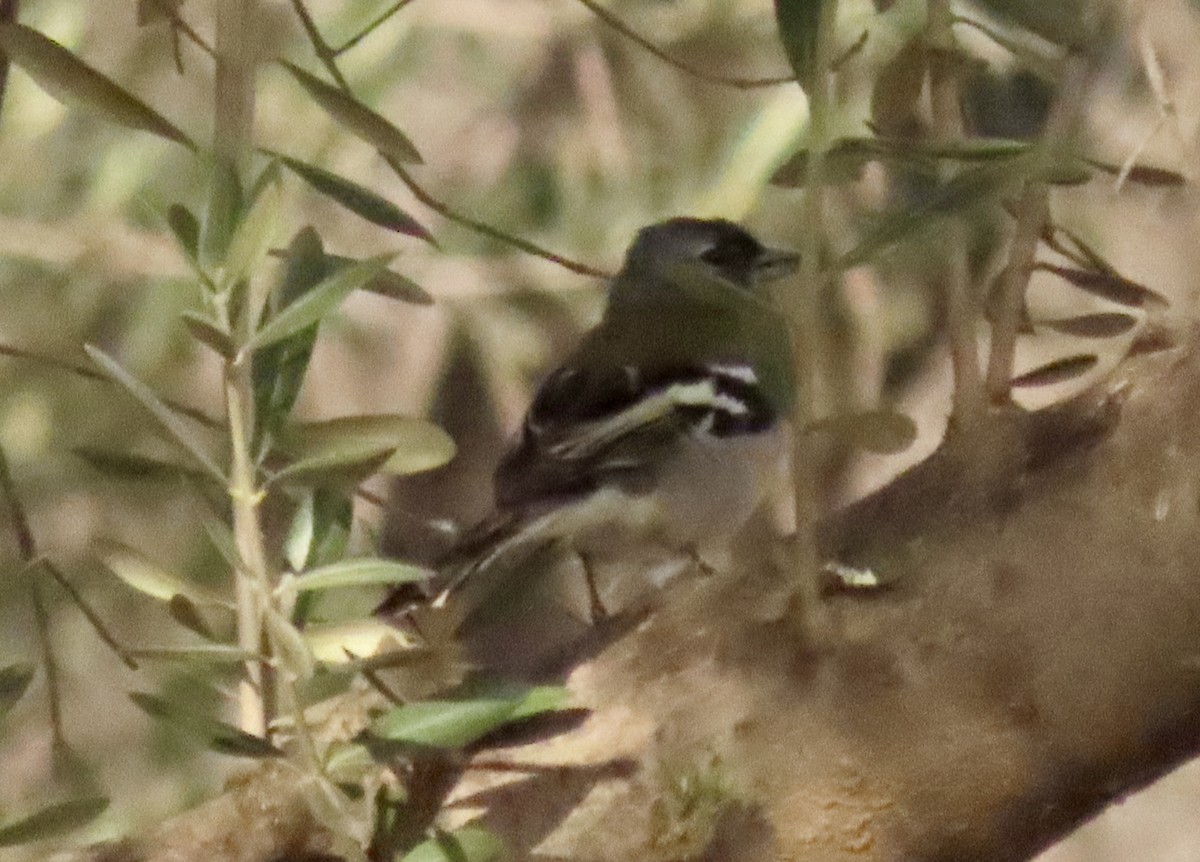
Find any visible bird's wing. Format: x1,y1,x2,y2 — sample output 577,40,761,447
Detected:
494,347,775,510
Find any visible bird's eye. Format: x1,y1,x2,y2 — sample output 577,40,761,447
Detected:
699,241,747,268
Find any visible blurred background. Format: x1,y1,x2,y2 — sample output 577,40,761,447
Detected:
0,0,1197,858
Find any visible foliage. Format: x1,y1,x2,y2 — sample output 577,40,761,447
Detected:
0,0,1185,859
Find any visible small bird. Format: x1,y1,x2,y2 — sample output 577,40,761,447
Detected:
379,217,798,625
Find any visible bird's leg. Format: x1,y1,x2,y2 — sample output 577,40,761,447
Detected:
576,550,609,624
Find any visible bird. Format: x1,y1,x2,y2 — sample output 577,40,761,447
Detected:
378,217,798,627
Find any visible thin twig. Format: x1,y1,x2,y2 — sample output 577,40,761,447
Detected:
983,183,1047,402
144,0,216,58
289,0,350,90
37,558,140,670
574,0,793,90
215,0,276,737
334,0,418,56
285,2,611,278
386,158,611,277
928,0,985,431
786,0,840,622
984,57,1088,402
0,342,223,428
0,444,35,560
30,583,66,751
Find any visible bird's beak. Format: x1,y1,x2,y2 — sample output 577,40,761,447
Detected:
755,247,800,282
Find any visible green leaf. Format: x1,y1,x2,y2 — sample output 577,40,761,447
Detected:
167,594,217,640
129,692,283,757
271,151,433,241
201,159,244,266
245,254,393,352
294,558,429,592
374,699,520,749
508,685,570,722
285,490,317,572
327,253,433,305
836,161,1020,270
1038,263,1169,310
0,663,35,717
181,311,235,358
264,609,315,679
222,162,283,298
280,61,423,164
401,826,503,862
0,24,193,148
73,446,212,483
166,203,200,261
773,0,821,90
307,488,354,569
100,540,231,607
279,415,456,477
269,444,396,489
84,344,224,481
1010,354,1099,388
1041,313,1138,338
304,619,415,663
372,686,568,750
253,228,327,440
125,645,256,664
0,797,108,847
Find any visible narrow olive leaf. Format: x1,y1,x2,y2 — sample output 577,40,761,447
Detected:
838,161,1020,269
373,698,523,749
1084,158,1186,187
280,61,422,164
245,254,393,352
222,166,283,296
507,685,571,722
84,345,225,481
294,558,429,592
401,826,504,862
166,204,200,262
73,446,211,482
0,797,108,847
1041,313,1139,338
810,410,918,454
264,610,315,680
773,0,821,91
280,415,456,477
305,489,354,570
1037,263,1169,309
201,160,244,266
137,0,184,26
129,692,284,757
181,311,235,358
167,594,217,640
100,540,231,607
268,445,395,489
284,491,316,571
196,513,238,574
0,24,193,148
326,254,433,305
0,663,36,717
125,646,257,664
254,228,327,441
1010,354,1099,388
271,151,433,241
304,619,413,663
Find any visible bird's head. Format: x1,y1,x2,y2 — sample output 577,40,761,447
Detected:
620,217,799,291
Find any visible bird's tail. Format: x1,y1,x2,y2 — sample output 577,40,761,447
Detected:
375,508,556,618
